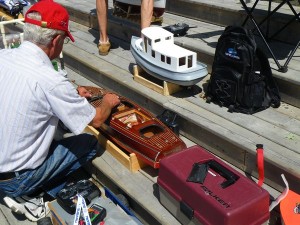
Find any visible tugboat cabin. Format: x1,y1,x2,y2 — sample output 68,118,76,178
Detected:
141,27,197,72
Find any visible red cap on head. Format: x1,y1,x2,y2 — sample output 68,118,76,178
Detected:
25,0,74,42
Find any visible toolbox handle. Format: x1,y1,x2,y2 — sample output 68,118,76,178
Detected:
208,160,239,188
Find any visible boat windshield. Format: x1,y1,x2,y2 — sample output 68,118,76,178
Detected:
140,125,164,139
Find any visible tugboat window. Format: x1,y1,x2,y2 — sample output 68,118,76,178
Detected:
152,50,155,58
188,55,193,68
165,36,171,40
167,56,171,65
179,57,186,66
155,39,160,43
148,39,152,46
144,37,148,53
161,54,165,62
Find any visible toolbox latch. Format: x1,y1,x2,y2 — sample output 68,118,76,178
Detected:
180,201,194,220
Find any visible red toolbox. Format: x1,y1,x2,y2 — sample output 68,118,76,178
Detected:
157,145,270,225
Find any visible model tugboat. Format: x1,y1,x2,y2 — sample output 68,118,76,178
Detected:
130,26,208,86
85,86,187,168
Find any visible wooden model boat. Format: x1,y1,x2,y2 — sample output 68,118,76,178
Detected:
113,0,166,18
85,86,187,168
131,26,208,86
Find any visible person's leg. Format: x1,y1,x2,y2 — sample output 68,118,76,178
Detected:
41,133,102,197
0,133,102,198
96,0,109,43
141,0,153,29
96,0,111,55
1,133,101,221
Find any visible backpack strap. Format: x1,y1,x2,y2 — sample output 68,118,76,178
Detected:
256,48,281,108
223,26,257,51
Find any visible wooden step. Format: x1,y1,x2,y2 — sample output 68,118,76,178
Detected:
57,0,300,108
61,21,300,193
67,64,283,225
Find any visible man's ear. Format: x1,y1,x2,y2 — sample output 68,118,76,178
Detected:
52,34,62,47
47,34,63,60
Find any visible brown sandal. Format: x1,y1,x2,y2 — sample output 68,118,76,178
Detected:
98,41,111,56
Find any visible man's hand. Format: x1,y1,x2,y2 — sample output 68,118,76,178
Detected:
77,86,92,98
89,93,120,128
102,93,120,108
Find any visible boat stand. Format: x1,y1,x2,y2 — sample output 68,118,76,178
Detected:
84,126,147,172
133,65,182,96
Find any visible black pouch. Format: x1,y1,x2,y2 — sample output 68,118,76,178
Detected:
157,110,179,135
186,162,209,184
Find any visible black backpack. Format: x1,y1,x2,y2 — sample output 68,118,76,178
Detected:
206,26,281,114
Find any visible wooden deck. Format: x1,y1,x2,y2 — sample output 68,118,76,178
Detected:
50,0,300,223
56,0,300,222
1,0,299,224
66,67,281,225
56,0,300,189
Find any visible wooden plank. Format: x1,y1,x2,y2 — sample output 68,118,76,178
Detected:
62,14,300,192
90,151,182,225
84,126,146,172
67,65,282,225
63,31,300,191
186,96,300,153
133,64,182,96
66,27,134,72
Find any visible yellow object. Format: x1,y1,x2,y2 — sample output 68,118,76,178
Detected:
84,126,146,172
98,41,111,56
133,64,182,96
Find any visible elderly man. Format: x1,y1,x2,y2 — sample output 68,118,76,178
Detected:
96,0,153,55
0,0,120,221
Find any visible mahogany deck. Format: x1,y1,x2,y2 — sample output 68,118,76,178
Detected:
85,86,186,168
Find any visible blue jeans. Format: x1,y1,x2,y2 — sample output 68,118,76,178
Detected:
0,133,102,198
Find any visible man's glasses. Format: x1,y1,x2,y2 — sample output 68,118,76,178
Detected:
64,37,71,44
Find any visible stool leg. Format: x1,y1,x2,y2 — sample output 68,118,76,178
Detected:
240,0,286,71
241,0,260,26
283,41,300,69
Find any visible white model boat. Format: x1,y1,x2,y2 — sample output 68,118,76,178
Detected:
114,0,166,17
130,26,208,86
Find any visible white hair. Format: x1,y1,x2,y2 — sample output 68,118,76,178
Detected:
24,12,65,46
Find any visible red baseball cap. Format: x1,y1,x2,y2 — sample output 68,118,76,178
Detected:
25,0,74,42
